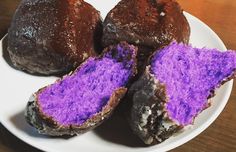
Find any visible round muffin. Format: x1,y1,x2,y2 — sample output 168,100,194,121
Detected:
8,0,102,75
102,0,190,70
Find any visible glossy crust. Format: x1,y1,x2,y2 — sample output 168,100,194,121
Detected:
102,0,190,70
25,42,138,136
127,66,236,145
8,0,102,75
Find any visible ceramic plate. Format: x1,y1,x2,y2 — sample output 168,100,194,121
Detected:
0,0,233,152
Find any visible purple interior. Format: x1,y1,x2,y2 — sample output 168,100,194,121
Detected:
38,44,135,126
151,42,236,125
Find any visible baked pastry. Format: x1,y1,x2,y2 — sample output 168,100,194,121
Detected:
25,42,137,136
127,42,236,145
102,0,190,70
8,0,102,75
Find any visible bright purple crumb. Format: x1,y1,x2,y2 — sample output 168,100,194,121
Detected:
151,42,236,125
38,43,136,126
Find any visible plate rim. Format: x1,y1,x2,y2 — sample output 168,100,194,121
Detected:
0,12,233,152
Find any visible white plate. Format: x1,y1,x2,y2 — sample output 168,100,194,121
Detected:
0,0,233,152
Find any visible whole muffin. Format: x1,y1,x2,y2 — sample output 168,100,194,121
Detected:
8,0,102,75
102,0,190,70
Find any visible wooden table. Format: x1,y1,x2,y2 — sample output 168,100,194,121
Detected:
0,0,235,152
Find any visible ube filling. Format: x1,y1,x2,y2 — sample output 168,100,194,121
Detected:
38,44,135,126
151,42,236,125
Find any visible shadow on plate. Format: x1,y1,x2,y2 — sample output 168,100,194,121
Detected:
10,110,145,147
0,123,42,152
10,109,146,147
9,110,74,139
94,110,146,147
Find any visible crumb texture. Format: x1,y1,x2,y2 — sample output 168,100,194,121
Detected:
38,43,136,126
151,42,236,125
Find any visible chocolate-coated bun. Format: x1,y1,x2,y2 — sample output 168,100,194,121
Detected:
102,0,190,70
8,0,103,75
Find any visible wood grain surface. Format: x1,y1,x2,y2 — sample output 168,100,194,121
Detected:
0,0,235,152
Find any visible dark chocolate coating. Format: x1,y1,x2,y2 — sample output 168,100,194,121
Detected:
127,67,182,145
8,0,102,75
102,0,190,71
25,42,138,136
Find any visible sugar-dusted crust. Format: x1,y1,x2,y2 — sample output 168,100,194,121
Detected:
127,67,181,144
102,0,190,71
8,0,102,75
127,66,236,145
25,42,138,136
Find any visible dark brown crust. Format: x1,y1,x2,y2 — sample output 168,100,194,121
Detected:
8,0,102,75
127,67,236,145
102,0,190,71
25,42,138,136
127,67,181,144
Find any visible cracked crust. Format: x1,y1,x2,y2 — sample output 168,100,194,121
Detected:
127,67,181,144
127,66,236,145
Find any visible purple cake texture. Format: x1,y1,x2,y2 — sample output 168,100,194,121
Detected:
127,42,236,145
25,42,137,136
